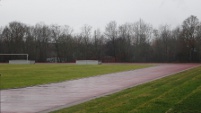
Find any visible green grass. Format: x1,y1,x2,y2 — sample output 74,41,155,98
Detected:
52,66,201,113
0,64,151,89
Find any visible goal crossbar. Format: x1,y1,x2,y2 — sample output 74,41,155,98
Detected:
0,54,29,60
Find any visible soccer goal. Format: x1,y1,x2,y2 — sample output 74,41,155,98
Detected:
0,54,35,64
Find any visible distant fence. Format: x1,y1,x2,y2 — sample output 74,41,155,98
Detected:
76,60,102,65
9,60,35,64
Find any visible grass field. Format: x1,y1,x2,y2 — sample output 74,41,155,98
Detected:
0,64,151,89
52,66,201,113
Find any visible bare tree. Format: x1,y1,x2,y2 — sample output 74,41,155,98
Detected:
117,23,133,62
75,25,92,59
33,23,51,61
159,25,172,61
0,15,201,63
51,25,63,62
152,25,179,62
92,29,105,60
105,21,118,61
81,25,92,45
182,15,200,62
1,22,27,53
23,26,36,60
195,22,201,62
131,19,153,62
0,27,3,61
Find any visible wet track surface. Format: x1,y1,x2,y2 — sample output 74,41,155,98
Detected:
1,64,200,113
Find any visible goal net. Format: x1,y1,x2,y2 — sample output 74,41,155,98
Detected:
0,54,28,63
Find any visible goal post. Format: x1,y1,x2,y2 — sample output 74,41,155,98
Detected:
0,54,35,64
0,54,29,61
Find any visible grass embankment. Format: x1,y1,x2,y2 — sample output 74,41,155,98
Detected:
52,66,201,113
0,64,150,89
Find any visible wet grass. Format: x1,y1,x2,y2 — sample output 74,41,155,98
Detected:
52,66,201,113
0,64,151,89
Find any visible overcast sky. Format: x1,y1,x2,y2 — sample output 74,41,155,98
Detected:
0,0,201,32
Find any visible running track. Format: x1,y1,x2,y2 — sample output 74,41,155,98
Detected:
1,64,200,113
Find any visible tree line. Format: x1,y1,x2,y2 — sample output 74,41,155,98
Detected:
0,15,201,63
